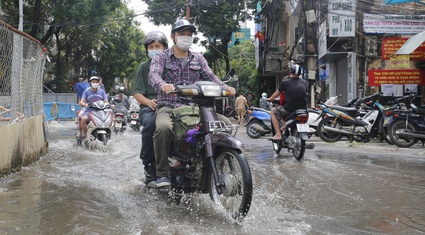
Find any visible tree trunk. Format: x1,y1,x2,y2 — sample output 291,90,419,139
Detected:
29,0,42,38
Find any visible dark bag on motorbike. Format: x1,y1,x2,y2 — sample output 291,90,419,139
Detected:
171,106,200,144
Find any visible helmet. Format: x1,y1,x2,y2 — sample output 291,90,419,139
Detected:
290,64,302,76
261,92,267,98
89,76,100,82
171,19,196,33
118,86,125,93
144,31,168,50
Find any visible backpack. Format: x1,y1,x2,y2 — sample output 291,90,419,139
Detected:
280,92,286,106
171,106,200,144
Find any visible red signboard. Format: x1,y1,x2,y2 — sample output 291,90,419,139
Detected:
381,37,425,60
368,69,425,86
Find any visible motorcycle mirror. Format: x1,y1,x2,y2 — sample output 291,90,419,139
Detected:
222,68,236,84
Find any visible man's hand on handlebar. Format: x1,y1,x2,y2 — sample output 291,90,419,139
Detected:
161,83,175,93
227,86,236,96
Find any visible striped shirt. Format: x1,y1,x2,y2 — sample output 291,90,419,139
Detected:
148,46,225,108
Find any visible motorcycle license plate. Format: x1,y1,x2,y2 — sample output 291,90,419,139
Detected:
131,120,137,125
383,117,390,125
115,122,122,128
296,123,310,132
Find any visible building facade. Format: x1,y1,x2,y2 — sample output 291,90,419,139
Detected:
257,0,425,106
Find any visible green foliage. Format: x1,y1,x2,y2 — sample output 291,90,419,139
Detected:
227,40,256,94
0,0,147,93
141,0,256,72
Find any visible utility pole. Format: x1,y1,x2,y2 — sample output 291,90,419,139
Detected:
186,0,190,21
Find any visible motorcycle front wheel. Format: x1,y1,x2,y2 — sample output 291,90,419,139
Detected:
389,119,419,148
209,148,252,221
379,118,393,145
292,129,306,160
317,117,344,143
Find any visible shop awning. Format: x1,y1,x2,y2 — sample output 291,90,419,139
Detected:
395,31,425,55
384,0,425,5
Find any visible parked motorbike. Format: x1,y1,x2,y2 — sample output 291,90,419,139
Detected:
76,100,113,149
387,95,425,148
245,107,272,138
162,78,253,221
271,109,315,160
128,108,141,131
316,93,392,143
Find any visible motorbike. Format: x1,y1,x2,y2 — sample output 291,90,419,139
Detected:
271,109,315,160
128,108,141,131
161,77,253,221
246,98,318,138
386,95,425,148
316,93,393,144
111,98,128,133
76,100,113,149
245,107,272,138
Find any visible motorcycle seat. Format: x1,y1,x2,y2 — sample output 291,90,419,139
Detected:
413,106,425,115
252,107,270,113
284,109,308,121
326,105,358,113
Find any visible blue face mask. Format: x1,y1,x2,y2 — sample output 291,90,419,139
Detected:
148,50,162,59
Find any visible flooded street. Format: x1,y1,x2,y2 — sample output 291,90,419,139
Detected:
1,121,425,234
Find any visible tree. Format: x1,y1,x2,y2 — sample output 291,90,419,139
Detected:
141,0,256,73
0,0,146,93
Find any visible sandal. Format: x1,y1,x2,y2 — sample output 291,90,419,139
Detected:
270,138,282,143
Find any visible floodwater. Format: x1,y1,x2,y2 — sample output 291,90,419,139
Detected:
1,121,425,234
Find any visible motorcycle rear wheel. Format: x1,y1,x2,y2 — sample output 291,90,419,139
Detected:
292,129,305,160
317,117,344,143
246,120,263,139
389,119,419,148
209,148,252,221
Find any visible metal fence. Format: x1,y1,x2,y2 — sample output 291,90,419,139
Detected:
0,20,46,125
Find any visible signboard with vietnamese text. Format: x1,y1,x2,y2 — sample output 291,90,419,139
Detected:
368,69,425,86
328,0,356,37
382,37,425,60
364,14,425,34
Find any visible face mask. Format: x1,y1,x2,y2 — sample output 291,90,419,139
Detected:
148,50,162,59
91,83,100,89
176,36,193,51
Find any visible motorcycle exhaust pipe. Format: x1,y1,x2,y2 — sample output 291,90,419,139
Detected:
251,123,267,133
395,130,425,139
323,126,354,135
306,143,315,149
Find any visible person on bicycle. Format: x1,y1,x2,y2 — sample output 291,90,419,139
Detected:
148,19,236,188
133,31,168,187
268,64,308,142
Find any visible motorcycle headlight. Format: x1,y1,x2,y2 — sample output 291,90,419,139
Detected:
201,85,221,97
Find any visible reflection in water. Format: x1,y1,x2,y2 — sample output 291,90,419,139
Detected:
0,122,424,234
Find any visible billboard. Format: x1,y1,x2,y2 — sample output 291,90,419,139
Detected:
328,0,356,37
381,37,425,60
364,14,425,34
368,69,425,86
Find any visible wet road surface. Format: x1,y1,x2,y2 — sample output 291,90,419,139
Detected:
0,121,424,234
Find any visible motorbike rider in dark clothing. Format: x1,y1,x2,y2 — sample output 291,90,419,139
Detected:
133,31,168,187
267,64,308,142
